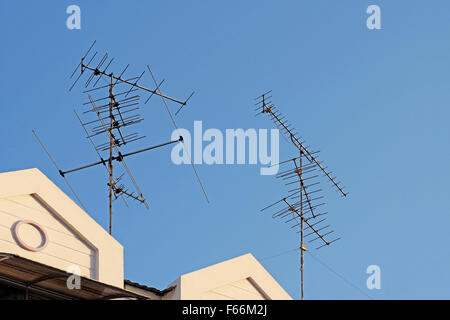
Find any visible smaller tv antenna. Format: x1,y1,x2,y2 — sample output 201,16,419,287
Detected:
254,91,348,300
255,91,347,197
34,41,209,235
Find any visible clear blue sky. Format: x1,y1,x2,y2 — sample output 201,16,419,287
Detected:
1,1,450,299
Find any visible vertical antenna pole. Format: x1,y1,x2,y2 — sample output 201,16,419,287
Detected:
299,151,304,300
109,73,114,235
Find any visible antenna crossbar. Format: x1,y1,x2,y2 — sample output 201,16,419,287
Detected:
60,137,182,176
81,63,186,105
259,96,347,197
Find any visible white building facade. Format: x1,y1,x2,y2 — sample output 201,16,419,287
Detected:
0,168,291,300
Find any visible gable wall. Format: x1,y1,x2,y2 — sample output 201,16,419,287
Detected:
0,169,124,288
201,278,266,300
0,194,96,278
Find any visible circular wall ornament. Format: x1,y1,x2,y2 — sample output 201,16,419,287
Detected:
12,220,48,252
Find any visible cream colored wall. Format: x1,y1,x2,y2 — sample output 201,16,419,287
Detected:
168,253,292,300
201,278,267,300
0,168,124,288
123,284,161,300
0,194,96,278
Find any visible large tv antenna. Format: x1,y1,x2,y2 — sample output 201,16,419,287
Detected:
34,41,209,235
255,91,347,300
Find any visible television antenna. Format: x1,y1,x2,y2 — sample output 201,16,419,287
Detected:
255,91,347,299
34,41,209,235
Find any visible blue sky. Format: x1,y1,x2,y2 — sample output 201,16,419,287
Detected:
1,0,450,299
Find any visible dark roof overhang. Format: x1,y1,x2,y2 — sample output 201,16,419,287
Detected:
124,279,175,296
0,253,148,300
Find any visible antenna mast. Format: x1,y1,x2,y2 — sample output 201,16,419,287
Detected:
108,73,114,235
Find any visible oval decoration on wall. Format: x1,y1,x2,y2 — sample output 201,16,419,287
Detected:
12,220,48,252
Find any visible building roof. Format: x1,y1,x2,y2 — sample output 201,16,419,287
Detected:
0,253,146,300
124,280,175,296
